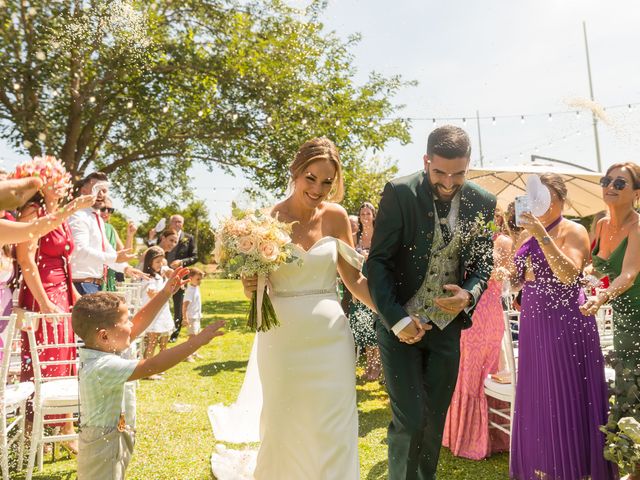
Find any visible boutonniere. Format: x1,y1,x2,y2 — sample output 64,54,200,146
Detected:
180,237,189,245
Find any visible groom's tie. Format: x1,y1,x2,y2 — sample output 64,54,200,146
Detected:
434,199,452,244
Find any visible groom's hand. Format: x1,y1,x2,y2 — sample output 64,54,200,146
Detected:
397,317,430,344
434,285,473,316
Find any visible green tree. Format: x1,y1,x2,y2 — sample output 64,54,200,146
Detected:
342,156,398,214
108,210,129,243
138,199,215,264
0,0,412,212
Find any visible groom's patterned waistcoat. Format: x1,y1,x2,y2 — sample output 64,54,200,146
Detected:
404,196,463,330
367,171,497,332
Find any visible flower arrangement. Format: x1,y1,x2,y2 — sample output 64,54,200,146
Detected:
11,155,72,197
214,204,299,331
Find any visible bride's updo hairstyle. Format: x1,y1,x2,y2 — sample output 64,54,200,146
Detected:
289,137,344,202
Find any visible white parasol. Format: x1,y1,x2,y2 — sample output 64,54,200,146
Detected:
468,161,605,217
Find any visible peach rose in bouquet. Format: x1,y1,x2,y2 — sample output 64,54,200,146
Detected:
213,204,300,331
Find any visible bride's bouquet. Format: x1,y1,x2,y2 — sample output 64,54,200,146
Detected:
214,205,299,332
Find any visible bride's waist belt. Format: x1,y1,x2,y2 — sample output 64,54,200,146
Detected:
271,288,336,298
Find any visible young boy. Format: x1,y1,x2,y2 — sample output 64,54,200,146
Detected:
182,267,204,362
73,267,224,479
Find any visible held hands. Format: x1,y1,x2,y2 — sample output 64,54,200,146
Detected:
397,316,432,344
162,266,190,296
434,285,472,316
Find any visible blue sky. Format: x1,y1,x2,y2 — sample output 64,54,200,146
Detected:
2,0,639,224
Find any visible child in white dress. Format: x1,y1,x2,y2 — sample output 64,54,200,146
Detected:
140,247,174,374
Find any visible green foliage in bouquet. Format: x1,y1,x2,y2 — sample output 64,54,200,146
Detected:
601,351,640,474
214,204,300,331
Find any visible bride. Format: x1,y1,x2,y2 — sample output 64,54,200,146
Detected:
209,137,376,479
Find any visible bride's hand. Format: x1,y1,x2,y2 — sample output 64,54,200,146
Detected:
241,275,258,299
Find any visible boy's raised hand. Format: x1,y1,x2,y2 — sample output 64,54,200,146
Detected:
194,320,225,346
163,266,190,296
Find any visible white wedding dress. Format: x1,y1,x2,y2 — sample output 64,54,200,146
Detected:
209,236,363,480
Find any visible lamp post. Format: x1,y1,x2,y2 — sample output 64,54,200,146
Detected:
583,21,602,173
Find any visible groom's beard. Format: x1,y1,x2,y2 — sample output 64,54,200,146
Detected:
427,177,463,202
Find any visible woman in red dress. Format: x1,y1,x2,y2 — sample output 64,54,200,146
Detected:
16,159,85,454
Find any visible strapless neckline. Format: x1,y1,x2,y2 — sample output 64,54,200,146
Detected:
290,236,337,255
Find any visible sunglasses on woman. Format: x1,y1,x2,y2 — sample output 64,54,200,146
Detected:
100,207,115,214
599,176,629,191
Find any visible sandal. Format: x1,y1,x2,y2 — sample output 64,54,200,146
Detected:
60,440,79,458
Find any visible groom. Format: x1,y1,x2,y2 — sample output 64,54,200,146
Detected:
367,125,496,480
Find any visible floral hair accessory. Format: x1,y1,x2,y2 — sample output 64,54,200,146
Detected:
11,155,72,196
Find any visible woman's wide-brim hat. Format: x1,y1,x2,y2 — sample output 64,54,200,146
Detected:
526,175,551,217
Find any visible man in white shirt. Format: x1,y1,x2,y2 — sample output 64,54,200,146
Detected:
69,172,146,295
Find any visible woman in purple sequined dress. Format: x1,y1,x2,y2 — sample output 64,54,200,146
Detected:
510,173,617,480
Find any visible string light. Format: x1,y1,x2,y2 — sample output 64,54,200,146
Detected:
379,101,639,123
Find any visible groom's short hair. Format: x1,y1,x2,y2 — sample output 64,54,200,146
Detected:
427,125,471,159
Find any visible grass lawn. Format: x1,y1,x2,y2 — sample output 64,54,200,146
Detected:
13,278,509,479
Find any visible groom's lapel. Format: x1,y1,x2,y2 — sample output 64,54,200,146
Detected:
416,172,435,264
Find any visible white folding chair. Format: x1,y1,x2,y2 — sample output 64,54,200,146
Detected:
1,314,34,480
24,312,80,480
595,304,614,349
116,282,146,357
484,309,518,440
116,281,145,314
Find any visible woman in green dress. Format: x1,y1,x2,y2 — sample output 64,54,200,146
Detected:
581,161,640,479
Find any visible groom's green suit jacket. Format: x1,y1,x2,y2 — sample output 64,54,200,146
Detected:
367,171,497,332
